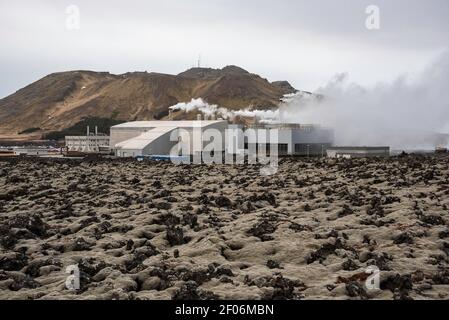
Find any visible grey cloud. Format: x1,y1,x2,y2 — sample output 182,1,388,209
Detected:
0,0,448,98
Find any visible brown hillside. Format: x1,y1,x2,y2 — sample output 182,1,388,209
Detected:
0,66,297,138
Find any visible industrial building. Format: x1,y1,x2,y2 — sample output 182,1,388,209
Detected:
13,147,61,156
110,121,334,158
326,146,390,158
0,146,61,157
110,121,228,157
65,126,110,154
243,123,334,157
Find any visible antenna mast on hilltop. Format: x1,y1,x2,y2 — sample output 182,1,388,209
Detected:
197,54,201,68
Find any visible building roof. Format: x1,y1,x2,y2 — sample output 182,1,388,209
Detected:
327,146,390,151
65,135,110,139
115,126,177,150
112,120,226,129
247,123,316,129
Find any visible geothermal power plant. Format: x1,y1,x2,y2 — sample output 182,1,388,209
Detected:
109,120,335,158
2,119,395,159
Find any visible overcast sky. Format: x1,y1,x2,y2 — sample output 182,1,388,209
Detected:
0,0,448,98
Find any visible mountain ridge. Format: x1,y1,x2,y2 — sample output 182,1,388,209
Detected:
0,66,297,139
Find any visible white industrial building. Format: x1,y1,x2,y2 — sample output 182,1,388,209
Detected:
110,121,228,157
326,146,390,158
65,126,110,153
110,120,335,158
12,147,62,157
243,123,334,157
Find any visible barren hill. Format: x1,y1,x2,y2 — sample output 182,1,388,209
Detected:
0,66,296,139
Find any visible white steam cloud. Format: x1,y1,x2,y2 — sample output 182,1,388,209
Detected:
170,53,449,150
279,52,449,149
169,98,279,121
169,98,229,117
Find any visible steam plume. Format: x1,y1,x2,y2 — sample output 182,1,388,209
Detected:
279,52,449,149
169,98,279,121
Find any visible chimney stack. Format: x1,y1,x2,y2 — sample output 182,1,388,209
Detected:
87,126,90,136
95,126,98,136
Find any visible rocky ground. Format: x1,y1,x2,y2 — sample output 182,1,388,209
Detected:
0,155,448,300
